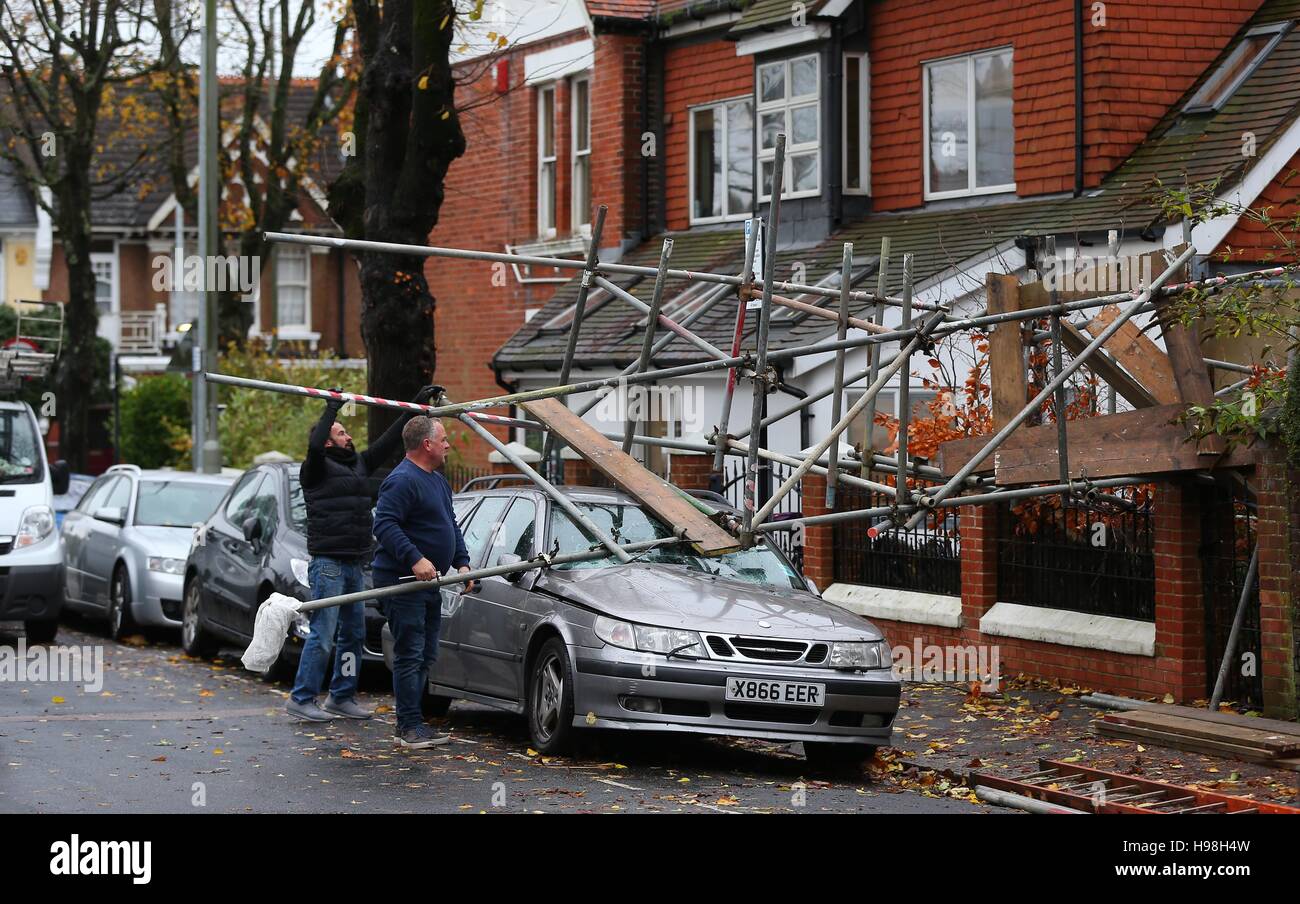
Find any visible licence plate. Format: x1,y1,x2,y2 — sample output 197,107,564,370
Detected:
725,677,825,707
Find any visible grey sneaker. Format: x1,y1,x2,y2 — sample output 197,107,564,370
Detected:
395,725,451,749
322,696,372,720
286,699,333,722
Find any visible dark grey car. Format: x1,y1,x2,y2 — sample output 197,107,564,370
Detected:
382,485,899,766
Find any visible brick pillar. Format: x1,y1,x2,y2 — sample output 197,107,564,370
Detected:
801,472,835,591
1255,443,1298,720
1152,480,1207,702
668,451,712,491
561,451,597,487
959,504,997,641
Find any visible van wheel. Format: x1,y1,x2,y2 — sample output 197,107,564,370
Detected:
527,638,576,755
23,619,58,644
108,565,138,641
181,579,219,658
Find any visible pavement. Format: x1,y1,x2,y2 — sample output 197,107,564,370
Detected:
0,618,995,814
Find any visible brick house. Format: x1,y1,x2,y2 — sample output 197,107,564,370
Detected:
441,0,1300,712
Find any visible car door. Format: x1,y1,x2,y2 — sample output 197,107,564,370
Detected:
461,496,539,702
82,476,132,610
444,495,510,695
228,472,282,635
62,475,116,605
206,471,264,630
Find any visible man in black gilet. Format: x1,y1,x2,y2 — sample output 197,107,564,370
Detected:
286,387,436,721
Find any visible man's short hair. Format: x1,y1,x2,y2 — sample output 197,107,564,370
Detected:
402,415,440,452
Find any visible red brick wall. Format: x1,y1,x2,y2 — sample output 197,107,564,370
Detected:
591,32,650,246
668,451,712,491
662,37,754,231
1218,149,1300,261
868,0,1259,211
1255,443,1299,720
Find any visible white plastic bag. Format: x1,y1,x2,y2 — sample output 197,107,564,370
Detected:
241,592,303,672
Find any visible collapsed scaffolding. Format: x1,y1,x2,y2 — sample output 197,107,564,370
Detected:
216,136,1289,698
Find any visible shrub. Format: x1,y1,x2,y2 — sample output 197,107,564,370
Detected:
112,373,192,468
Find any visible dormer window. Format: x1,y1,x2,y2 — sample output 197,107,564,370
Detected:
923,47,1014,200
757,53,820,201
1184,22,1290,114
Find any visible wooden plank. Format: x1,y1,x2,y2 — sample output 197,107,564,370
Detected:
521,397,740,555
936,405,1254,482
1097,719,1282,764
1105,710,1300,755
1134,703,1300,738
986,273,1027,431
1058,321,1159,409
1082,305,1180,404
1151,246,1224,455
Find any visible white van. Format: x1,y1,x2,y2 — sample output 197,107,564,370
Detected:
0,399,70,642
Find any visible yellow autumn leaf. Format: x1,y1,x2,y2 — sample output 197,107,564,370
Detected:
439,13,450,29
213,748,224,755
418,75,429,91
497,35,508,48
441,110,451,120
716,795,740,806
526,748,539,757
51,696,65,704
199,689,214,697
487,31,496,41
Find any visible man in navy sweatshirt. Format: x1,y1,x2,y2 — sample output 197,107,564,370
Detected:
372,415,473,749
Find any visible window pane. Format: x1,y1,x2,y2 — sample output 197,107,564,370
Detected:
974,51,1014,188
541,89,554,157
760,110,783,150
462,497,511,568
491,499,537,561
759,63,784,103
726,101,753,214
760,158,775,197
927,59,969,194
845,56,862,191
790,55,817,98
279,286,307,327
575,80,590,151
573,156,590,227
277,248,307,282
792,152,818,193
541,160,555,230
692,107,721,220
791,103,818,145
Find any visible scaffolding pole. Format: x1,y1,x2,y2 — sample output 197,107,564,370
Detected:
825,242,852,509
624,238,674,454
861,236,891,479
895,254,914,512
710,216,762,491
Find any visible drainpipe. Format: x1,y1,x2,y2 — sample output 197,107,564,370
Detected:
335,247,346,356
1074,0,1085,196
830,22,843,225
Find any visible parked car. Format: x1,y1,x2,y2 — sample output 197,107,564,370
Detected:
61,465,236,639
0,399,71,642
181,461,386,675
381,485,900,765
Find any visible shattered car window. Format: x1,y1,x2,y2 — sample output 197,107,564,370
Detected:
549,502,803,591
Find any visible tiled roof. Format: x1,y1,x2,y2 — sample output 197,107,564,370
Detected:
495,0,1300,372
586,0,658,19
729,0,829,34
0,156,36,227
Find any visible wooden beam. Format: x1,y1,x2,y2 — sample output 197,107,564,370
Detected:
1082,304,1180,404
1151,246,1224,455
520,397,741,555
986,273,1027,431
937,405,1253,483
1058,321,1159,409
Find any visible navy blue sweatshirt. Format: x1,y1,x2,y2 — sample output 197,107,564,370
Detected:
372,457,470,578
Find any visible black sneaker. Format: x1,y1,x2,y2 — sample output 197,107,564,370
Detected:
395,725,451,749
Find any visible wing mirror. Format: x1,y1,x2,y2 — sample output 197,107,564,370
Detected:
93,506,126,526
242,516,263,544
496,552,535,589
804,576,820,596
50,459,70,496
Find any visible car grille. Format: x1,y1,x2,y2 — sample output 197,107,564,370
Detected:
806,643,828,664
706,635,733,657
722,635,808,662
724,703,820,725
0,539,12,556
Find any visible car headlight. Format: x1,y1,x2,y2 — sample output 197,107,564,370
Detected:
290,557,310,588
633,625,705,657
829,640,891,669
15,505,55,548
593,615,636,650
147,556,186,575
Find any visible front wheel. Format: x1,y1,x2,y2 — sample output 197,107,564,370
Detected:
181,579,219,658
108,565,137,641
527,638,576,755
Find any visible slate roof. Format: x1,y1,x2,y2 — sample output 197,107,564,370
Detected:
495,0,1300,373
0,156,36,227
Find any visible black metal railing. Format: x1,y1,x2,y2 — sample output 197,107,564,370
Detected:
832,472,961,596
996,487,1155,620
1201,480,1262,708
724,456,804,573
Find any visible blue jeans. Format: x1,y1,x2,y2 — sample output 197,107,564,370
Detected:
290,556,366,705
377,575,443,733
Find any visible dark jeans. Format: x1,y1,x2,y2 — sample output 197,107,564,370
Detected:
289,557,366,705
376,573,443,733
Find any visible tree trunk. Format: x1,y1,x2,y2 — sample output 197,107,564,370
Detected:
56,212,98,473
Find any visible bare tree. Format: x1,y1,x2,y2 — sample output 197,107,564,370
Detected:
0,0,180,469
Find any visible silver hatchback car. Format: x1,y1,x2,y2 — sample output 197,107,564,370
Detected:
383,484,900,767
61,465,236,638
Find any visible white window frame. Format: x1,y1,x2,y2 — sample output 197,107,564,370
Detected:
537,83,557,239
570,73,591,237
842,51,870,197
90,248,120,317
922,46,1015,201
756,52,821,203
688,95,755,225
1184,22,1290,113
275,244,312,335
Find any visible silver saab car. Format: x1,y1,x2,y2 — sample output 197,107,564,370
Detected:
382,483,899,766
61,465,236,639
